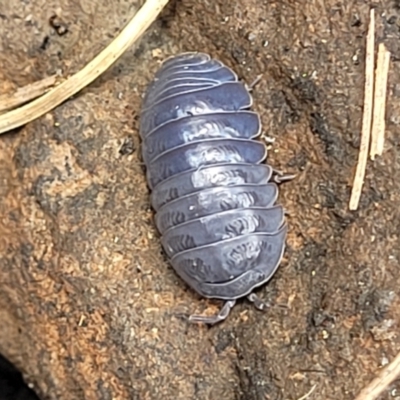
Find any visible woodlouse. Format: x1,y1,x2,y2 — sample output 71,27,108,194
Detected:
139,52,292,325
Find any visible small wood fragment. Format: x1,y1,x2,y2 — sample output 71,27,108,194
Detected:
370,43,390,159
0,75,59,113
296,384,317,400
349,8,375,211
354,351,400,400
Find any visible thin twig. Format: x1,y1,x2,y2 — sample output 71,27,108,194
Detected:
349,8,375,211
376,51,390,156
0,75,59,113
354,351,400,400
0,0,170,135
296,384,317,400
370,43,390,159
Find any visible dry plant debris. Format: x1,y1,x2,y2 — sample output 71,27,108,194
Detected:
370,43,391,160
349,8,376,211
0,0,170,135
350,12,398,398
349,8,391,211
354,351,400,400
0,75,60,113
296,384,317,400
349,9,400,400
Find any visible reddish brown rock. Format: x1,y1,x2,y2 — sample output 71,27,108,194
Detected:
1,1,400,399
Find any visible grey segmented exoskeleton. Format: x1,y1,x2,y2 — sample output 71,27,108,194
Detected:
139,52,293,325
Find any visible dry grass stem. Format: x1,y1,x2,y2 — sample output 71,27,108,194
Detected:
349,8,375,211
370,43,390,159
0,0,170,135
296,384,317,400
0,75,59,113
354,351,400,400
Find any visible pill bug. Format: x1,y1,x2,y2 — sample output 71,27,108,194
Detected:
139,52,292,325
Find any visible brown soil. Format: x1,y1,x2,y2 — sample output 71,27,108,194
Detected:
1,1,400,399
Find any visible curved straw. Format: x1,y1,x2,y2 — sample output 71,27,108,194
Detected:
0,0,170,134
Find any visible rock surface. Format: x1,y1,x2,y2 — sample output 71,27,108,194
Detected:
1,1,400,399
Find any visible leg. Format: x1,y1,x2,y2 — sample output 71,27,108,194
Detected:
247,292,271,311
246,74,263,91
188,300,236,325
247,292,289,311
271,168,296,184
263,135,276,144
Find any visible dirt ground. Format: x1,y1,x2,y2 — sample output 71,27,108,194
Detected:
1,0,400,399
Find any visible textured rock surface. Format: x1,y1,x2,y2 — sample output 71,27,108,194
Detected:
1,0,400,399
